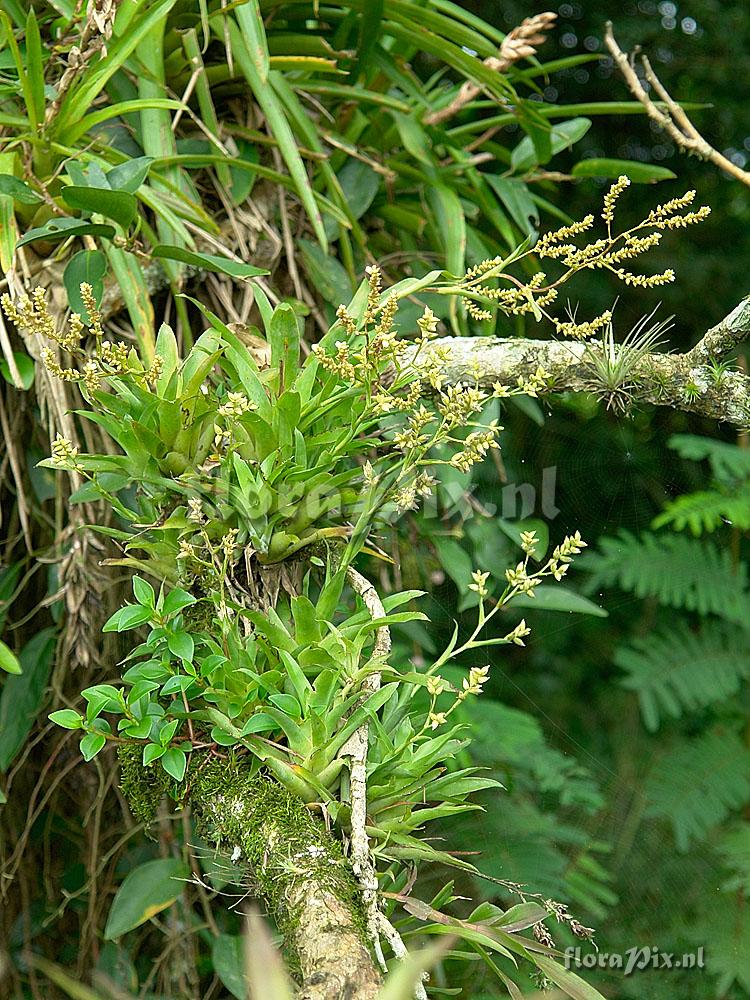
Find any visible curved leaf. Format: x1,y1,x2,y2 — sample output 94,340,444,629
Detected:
104,858,189,939
572,158,677,183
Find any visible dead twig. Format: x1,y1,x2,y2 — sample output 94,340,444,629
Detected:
339,568,389,973
605,22,750,188
424,12,557,126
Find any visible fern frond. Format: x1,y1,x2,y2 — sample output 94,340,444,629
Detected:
669,433,750,484
581,530,750,622
616,622,750,730
717,824,750,895
645,728,750,851
652,485,750,534
690,891,750,994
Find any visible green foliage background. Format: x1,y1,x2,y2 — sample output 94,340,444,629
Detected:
1,0,749,997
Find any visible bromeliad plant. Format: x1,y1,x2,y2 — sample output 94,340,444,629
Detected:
3,260,603,994
0,179,711,993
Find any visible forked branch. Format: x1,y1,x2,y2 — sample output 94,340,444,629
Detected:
604,22,750,188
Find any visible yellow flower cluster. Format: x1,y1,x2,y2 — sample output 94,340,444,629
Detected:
217,391,256,420
454,175,709,331
51,434,82,472
437,381,487,428
602,175,631,224
554,310,612,341
1,284,162,391
450,424,501,472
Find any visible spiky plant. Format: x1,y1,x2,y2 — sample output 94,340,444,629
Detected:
581,310,674,413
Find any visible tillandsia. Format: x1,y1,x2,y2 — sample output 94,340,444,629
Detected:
2,262,603,997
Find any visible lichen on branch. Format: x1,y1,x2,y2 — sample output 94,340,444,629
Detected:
408,294,750,425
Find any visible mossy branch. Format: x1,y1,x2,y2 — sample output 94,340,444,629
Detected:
408,296,750,425
122,752,383,1000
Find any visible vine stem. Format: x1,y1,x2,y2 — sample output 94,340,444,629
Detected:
341,566,389,972
340,567,429,998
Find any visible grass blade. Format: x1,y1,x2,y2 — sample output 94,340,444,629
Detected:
105,244,156,360
24,8,44,129
0,12,38,131
235,0,270,82
220,15,328,249
53,0,179,134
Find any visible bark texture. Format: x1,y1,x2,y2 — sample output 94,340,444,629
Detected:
186,757,383,999
408,295,750,425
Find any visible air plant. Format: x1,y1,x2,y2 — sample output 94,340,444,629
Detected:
581,308,674,413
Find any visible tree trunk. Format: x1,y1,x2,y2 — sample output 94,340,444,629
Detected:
185,756,382,999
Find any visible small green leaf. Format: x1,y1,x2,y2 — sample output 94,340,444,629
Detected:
161,588,197,617
0,351,35,391
160,675,197,697
61,186,139,230
133,576,156,608
167,631,194,662
269,692,302,717
102,608,125,632
107,156,154,193
63,250,107,317
0,639,21,675
211,727,239,747
240,712,276,736
571,158,677,183
121,718,152,739
17,218,117,247
49,709,83,729
127,679,160,703
269,303,300,390
116,605,153,631
143,742,166,765
82,684,122,719
0,174,42,204
154,323,178,394
161,747,187,781
80,732,106,761
104,858,189,940
510,585,608,617
151,245,268,277
159,719,179,745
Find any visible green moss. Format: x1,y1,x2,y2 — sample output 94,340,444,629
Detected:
117,743,171,833
187,754,368,947
117,747,369,959
182,597,219,633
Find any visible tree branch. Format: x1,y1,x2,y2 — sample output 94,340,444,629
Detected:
410,298,750,425
184,757,383,1000
604,22,750,188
